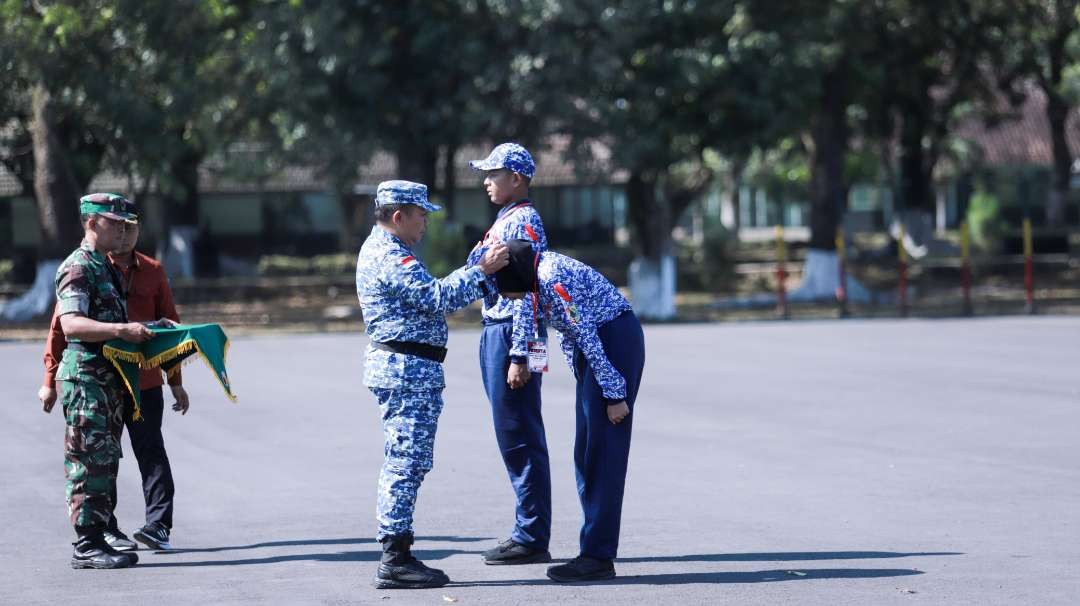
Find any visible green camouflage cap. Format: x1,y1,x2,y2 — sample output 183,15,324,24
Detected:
80,193,138,223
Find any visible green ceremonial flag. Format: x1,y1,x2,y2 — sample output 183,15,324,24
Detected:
102,323,237,420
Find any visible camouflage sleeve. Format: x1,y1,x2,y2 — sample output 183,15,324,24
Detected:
508,295,535,360
574,321,628,400
55,261,90,317
389,257,486,314
557,328,576,377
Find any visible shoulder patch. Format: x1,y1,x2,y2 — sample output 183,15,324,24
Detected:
524,225,539,242
400,255,417,267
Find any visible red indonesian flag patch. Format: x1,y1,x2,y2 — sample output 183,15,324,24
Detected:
400,255,418,268
524,225,539,242
554,283,572,302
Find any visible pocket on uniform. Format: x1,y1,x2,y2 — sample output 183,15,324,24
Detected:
62,383,119,458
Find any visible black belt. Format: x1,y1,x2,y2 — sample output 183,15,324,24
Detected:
68,342,103,354
371,340,447,363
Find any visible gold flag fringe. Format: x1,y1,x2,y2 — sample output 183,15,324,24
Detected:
101,344,144,421
101,335,237,419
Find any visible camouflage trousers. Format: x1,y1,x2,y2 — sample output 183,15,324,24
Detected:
59,378,125,529
370,388,444,541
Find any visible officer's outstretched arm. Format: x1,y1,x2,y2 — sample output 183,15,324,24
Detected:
394,262,487,314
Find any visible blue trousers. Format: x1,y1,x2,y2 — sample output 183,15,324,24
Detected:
370,388,443,541
573,310,644,560
479,320,551,549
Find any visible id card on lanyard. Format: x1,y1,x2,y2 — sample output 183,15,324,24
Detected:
527,337,548,373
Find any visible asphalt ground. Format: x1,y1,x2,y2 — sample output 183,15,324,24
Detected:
1,317,1077,605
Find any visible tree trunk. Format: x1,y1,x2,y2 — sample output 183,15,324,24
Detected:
158,144,203,278
30,84,83,259
1,84,81,322
441,142,458,221
897,98,935,214
164,146,202,227
1045,89,1071,226
808,65,850,250
626,170,676,320
396,141,439,193
722,158,745,234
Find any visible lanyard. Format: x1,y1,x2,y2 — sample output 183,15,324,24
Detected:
530,251,541,338
481,200,532,244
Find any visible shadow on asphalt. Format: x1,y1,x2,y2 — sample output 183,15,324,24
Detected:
616,551,962,563
451,568,926,587
137,548,482,567
155,536,491,556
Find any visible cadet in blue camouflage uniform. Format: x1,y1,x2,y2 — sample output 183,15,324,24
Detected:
54,194,154,569
355,180,508,589
494,240,645,583
465,143,555,565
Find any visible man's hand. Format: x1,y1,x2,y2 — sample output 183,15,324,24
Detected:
117,322,154,343
476,242,509,275
607,401,630,424
507,361,531,390
170,385,190,415
149,317,178,329
38,385,57,413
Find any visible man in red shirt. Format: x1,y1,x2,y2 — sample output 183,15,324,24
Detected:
39,204,190,552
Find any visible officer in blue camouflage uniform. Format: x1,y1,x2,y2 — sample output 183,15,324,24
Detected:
355,180,508,589
55,193,154,569
465,143,555,565
494,240,645,583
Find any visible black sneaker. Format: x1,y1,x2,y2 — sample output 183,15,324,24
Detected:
483,538,552,565
71,534,135,569
134,523,172,550
546,556,616,582
104,529,138,552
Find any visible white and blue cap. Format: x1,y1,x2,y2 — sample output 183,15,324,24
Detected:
375,180,442,212
469,142,536,179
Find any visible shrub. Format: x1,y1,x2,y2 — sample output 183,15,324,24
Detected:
967,189,1004,253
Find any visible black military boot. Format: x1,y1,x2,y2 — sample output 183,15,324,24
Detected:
373,533,450,589
71,527,136,569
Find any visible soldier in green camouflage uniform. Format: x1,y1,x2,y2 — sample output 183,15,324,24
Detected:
55,193,154,569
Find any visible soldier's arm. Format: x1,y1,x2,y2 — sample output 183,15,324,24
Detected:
392,243,507,313
54,260,152,343
59,314,153,343
42,303,65,390
393,261,488,314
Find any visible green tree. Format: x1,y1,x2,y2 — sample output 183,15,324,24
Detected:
1012,0,1080,226
534,1,792,317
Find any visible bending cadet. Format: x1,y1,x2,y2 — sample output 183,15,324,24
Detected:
493,239,645,583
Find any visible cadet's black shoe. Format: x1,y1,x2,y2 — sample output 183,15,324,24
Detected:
546,556,616,582
104,529,138,552
373,534,450,589
71,533,136,569
482,538,552,565
134,523,172,550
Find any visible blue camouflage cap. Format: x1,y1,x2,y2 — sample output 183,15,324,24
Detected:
375,180,442,212
469,142,535,179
